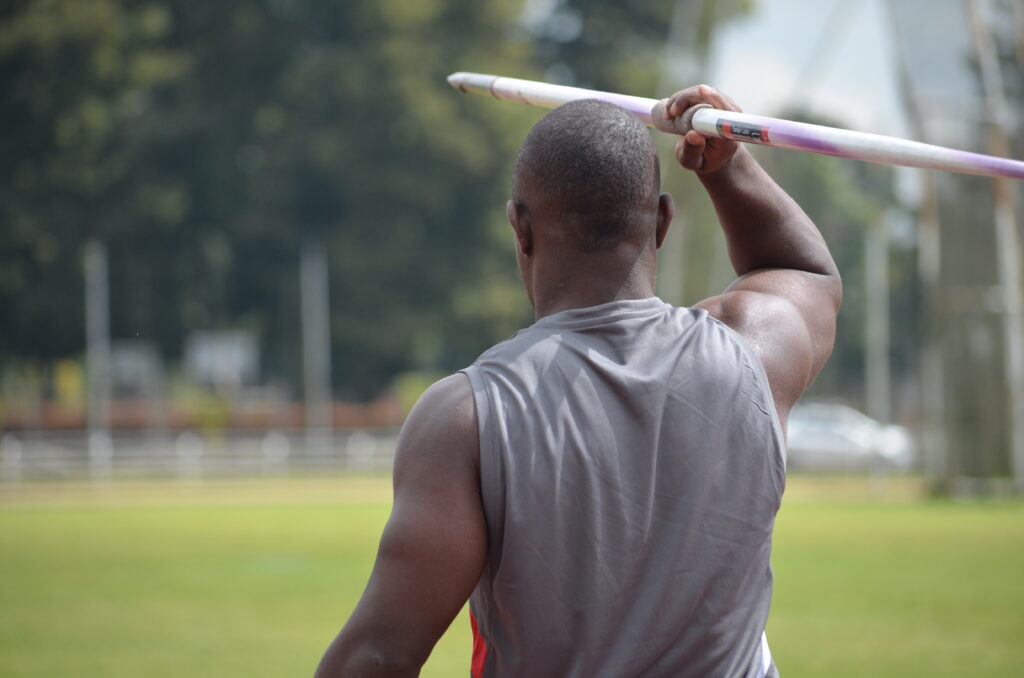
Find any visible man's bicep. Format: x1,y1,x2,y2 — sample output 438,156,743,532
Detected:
353,476,486,659
697,268,840,420
317,374,485,674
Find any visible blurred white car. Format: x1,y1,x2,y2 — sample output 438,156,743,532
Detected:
785,402,914,471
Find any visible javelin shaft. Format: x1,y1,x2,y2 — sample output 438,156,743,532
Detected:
447,72,1024,180
449,72,658,125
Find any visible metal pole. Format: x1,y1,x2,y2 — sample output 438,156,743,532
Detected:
1013,0,1024,68
917,183,948,486
886,2,948,490
966,0,1024,490
301,239,333,456
654,0,697,306
865,213,891,425
84,240,112,478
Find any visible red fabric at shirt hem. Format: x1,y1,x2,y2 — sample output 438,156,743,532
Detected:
470,609,488,678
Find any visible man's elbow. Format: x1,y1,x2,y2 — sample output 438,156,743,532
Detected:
825,267,843,313
315,637,423,678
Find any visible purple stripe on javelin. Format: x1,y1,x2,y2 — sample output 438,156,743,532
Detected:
730,114,1024,179
739,115,845,156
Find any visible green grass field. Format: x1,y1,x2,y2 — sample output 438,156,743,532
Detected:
1,476,1022,677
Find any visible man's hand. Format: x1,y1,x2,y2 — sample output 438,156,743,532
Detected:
662,84,743,175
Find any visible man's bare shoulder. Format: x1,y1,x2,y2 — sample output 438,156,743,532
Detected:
394,373,479,479
695,275,837,422
416,373,474,413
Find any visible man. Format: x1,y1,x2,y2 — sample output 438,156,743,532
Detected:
315,84,841,677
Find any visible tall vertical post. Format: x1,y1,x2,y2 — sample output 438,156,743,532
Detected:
865,213,891,425
917,182,947,486
1013,0,1024,67
654,0,696,306
655,0,712,305
301,239,333,456
887,3,947,489
84,240,112,477
966,0,1024,491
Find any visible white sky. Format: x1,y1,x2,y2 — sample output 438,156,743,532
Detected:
708,0,907,137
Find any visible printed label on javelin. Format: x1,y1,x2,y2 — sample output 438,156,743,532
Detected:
717,119,770,144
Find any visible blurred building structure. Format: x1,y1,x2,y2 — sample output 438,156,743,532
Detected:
891,0,1023,492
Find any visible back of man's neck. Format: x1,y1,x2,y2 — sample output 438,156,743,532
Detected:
530,247,656,321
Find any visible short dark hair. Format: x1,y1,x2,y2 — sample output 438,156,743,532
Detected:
512,99,660,252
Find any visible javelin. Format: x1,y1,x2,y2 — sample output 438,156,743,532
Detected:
447,72,1024,180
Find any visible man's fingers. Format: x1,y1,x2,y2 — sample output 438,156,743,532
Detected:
665,83,742,119
697,84,742,114
664,84,742,174
666,86,703,118
719,91,742,113
676,131,706,171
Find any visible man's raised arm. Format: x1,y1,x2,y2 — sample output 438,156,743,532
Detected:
664,85,842,422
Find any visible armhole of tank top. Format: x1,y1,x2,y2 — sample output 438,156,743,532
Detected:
459,366,498,512
703,317,788,493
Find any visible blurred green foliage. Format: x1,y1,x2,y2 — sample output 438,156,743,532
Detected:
1,0,544,399
2,0,727,400
3,0,901,409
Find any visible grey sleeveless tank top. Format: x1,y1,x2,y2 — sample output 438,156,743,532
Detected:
460,297,784,678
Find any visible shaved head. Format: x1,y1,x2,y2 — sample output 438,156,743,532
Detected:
512,99,661,252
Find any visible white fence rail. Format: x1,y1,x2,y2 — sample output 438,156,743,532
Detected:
0,428,399,481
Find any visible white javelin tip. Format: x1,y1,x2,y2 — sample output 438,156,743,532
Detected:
447,72,498,96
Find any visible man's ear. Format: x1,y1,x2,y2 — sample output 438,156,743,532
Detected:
655,193,674,249
507,199,533,255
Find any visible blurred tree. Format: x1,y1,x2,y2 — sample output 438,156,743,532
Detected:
0,0,538,399
522,0,751,97
9,0,910,411
0,0,193,363
890,0,1024,487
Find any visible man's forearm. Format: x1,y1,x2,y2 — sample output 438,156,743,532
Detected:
699,147,839,280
